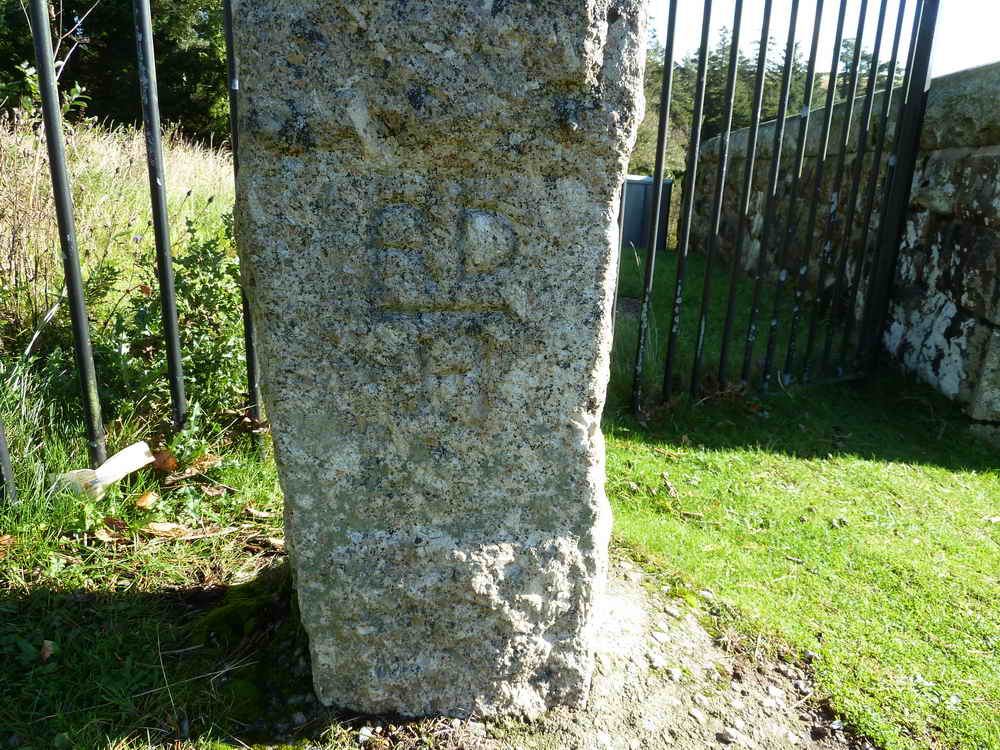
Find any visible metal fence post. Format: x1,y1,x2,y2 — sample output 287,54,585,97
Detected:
662,0,712,400
860,0,939,368
29,0,107,468
223,0,263,436
133,0,187,429
632,0,677,414
0,419,15,504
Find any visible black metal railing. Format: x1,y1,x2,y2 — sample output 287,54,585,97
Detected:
0,0,943,497
0,0,259,501
626,0,940,414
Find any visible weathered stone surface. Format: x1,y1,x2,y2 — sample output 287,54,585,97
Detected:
233,0,647,719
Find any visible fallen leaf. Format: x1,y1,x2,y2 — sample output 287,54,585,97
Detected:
654,447,683,459
266,537,285,551
141,522,240,542
143,521,189,538
152,450,178,473
104,517,128,533
0,535,13,560
40,640,55,662
165,468,197,485
93,528,123,544
660,472,680,498
199,484,227,498
135,491,158,510
192,454,222,471
245,506,275,519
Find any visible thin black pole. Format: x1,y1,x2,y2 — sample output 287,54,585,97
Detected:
854,0,924,365
690,0,743,397
718,0,774,384
740,0,801,385
837,0,907,367
632,0,678,415
0,418,15,505
782,0,851,380
801,0,869,381
611,180,626,335
760,0,825,391
133,0,187,430
223,0,263,435
859,0,938,368
820,0,890,374
29,0,107,468
662,0,712,400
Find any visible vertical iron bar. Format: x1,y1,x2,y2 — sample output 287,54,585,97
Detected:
223,0,263,433
800,0,869,380
837,0,907,367
783,0,851,379
29,0,107,468
718,0,774,384
690,0,743,397
662,0,712,400
611,180,626,335
632,0,678,415
760,0,825,391
740,0,801,385
133,0,187,429
0,418,15,505
859,0,938,368
820,0,890,374
855,0,923,364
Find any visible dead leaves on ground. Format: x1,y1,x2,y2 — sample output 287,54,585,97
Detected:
135,491,158,510
140,522,242,542
0,534,13,560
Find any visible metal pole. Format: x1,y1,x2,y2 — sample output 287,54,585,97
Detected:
0,418,15,505
662,0,712,400
860,0,938,368
820,0,890,374
801,0,870,381
782,0,851,379
29,0,107,468
740,0,801,385
611,180,626,336
837,0,908,367
223,0,263,434
718,0,774,385
760,0,825,391
854,0,924,364
690,0,743,397
632,0,678,414
133,0,187,429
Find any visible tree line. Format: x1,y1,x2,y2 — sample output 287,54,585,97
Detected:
629,28,905,176
1,3,902,154
0,0,228,138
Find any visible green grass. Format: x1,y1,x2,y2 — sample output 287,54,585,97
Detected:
2,112,998,748
605,377,1000,750
610,245,831,411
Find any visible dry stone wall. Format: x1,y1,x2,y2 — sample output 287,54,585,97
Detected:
694,62,1000,430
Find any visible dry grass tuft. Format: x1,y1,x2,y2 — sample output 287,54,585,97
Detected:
0,108,233,347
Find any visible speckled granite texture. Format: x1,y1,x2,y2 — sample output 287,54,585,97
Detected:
233,0,647,718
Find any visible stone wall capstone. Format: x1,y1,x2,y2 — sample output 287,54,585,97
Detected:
232,0,647,719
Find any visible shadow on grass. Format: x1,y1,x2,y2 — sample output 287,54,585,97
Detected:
604,370,999,476
0,561,347,748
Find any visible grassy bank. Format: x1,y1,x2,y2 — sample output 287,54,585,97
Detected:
607,378,1000,750
2,111,997,749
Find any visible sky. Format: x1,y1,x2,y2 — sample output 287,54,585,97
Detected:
651,0,999,80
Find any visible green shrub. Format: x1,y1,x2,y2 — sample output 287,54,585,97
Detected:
105,213,247,417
